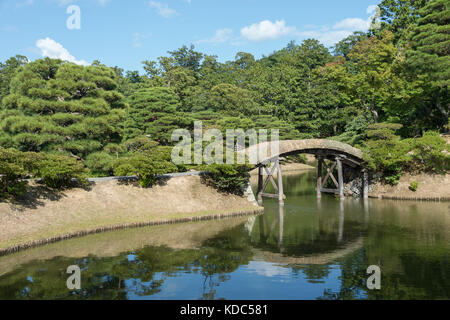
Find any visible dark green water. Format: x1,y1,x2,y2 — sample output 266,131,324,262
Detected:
0,172,448,300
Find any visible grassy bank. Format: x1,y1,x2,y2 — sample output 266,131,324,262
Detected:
0,175,263,255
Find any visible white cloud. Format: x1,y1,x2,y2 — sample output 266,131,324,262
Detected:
299,30,354,46
246,261,291,278
241,20,296,42
198,28,233,44
298,4,377,46
149,1,178,18
36,37,89,66
333,18,371,31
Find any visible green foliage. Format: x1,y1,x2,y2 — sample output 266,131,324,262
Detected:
406,0,449,89
333,32,368,59
367,123,403,140
376,0,428,43
113,148,178,188
363,123,410,184
0,14,448,189
409,180,419,192
0,58,126,159
122,136,160,153
333,115,372,146
406,131,450,173
0,147,28,199
209,83,257,116
402,0,450,132
363,125,449,184
32,154,89,189
0,55,29,108
1,146,89,199
284,154,308,164
202,163,252,195
123,87,193,144
85,152,115,177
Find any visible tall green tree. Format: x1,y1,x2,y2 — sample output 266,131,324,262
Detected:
404,0,449,131
376,0,428,43
0,58,126,159
123,87,192,144
0,55,29,107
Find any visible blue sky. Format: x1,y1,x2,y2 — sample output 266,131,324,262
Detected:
0,0,378,72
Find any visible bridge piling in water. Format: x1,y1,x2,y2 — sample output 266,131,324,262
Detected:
316,155,347,200
256,156,285,205
316,156,323,199
337,157,345,200
247,139,367,203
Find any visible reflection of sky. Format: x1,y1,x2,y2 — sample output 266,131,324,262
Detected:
125,261,344,300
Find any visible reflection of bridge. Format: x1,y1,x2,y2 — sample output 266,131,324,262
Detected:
249,199,368,265
252,237,364,265
244,139,368,204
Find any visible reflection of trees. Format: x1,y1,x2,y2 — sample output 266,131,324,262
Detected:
293,264,331,283
319,248,367,300
319,229,450,300
198,226,254,299
0,225,254,300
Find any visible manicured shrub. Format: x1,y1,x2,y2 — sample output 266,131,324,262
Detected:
202,163,253,195
408,132,449,174
122,136,159,153
85,152,115,177
33,154,89,189
113,149,178,187
0,147,28,199
409,181,419,192
363,135,410,185
363,125,449,184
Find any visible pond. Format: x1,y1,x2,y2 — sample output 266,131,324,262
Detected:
0,171,448,300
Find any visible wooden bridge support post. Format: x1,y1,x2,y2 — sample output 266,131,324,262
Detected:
256,156,285,205
363,169,369,199
316,156,323,199
277,157,284,205
337,156,345,200
257,166,263,204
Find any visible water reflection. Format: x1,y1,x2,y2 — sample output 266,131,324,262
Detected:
0,171,448,300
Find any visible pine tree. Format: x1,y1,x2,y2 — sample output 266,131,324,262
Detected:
0,58,126,159
123,87,193,144
407,0,450,88
406,0,449,130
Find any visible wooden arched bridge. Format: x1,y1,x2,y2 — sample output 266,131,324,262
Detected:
243,139,368,204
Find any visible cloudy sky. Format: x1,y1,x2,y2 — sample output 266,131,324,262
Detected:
0,0,377,72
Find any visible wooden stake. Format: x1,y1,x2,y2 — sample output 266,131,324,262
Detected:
337,156,344,200
317,156,323,198
277,158,284,205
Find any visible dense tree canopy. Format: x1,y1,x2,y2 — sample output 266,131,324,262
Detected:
0,58,126,159
0,0,448,192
